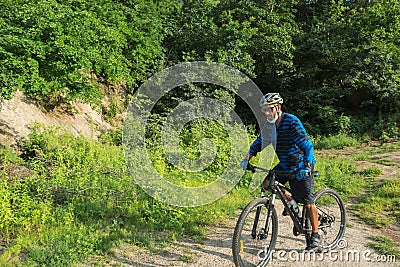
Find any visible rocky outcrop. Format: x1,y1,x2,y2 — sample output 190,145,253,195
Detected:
0,91,112,150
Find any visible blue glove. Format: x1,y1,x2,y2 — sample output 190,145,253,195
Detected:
240,159,249,170
296,167,311,181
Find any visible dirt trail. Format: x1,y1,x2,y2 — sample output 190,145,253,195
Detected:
106,144,400,267
109,203,398,267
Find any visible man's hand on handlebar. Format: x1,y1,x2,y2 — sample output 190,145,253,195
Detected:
240,159,249,170
295,162,312,181
240,160,256,173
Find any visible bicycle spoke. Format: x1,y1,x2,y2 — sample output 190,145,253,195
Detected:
233,198,278,267
314,189,346,250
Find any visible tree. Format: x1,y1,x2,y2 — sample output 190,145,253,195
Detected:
290,0,400,135
0,0,165,107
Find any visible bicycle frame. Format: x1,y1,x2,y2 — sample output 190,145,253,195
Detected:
272,181,304,235
233,164,346,267
250,167,306,240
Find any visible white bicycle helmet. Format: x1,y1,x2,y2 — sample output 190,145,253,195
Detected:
259,93,283,106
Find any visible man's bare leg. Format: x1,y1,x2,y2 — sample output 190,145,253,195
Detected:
305,203,321,250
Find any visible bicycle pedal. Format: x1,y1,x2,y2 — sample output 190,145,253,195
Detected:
292,226,301,236
282,209,289,216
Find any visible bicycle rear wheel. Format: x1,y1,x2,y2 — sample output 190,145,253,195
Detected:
305,188,346,250
232,198,278,267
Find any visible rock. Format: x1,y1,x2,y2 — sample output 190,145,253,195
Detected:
0,91,112,150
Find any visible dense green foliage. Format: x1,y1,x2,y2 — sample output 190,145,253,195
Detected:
0,0,165,107
290,0,400,137
1,0,399,137
0,125,252,266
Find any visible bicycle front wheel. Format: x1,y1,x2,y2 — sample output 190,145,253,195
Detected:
311,188,346,250
232,198,278,267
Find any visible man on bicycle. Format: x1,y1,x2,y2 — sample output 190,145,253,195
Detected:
240,92,321,251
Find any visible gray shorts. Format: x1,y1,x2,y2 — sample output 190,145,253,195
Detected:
272,164,315,204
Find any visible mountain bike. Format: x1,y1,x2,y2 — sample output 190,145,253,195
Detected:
232,164,346,267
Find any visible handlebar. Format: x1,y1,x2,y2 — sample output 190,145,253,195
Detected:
246,163,319,177
246,163,296,175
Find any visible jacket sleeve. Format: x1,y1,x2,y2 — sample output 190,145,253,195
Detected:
249,134,262,156
291,118,316,165
248,124,276,156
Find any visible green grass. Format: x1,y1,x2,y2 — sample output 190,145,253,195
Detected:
370,158,397,166
360,166,382,177
314,134,360,149
314,157,374,201
353,152,370,161
353,179,400,228
347,139,400,162
317,137,400,233
368,235,400,258
373,140,400,154
179,255,195,263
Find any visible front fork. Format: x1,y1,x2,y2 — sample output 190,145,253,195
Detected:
251,193,276,239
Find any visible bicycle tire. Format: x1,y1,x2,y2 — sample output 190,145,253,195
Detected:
232,198,278,267
303,188,346,250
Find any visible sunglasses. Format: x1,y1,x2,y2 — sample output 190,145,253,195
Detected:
261,106,276,113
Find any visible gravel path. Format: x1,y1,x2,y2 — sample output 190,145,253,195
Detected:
109,201,398,267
